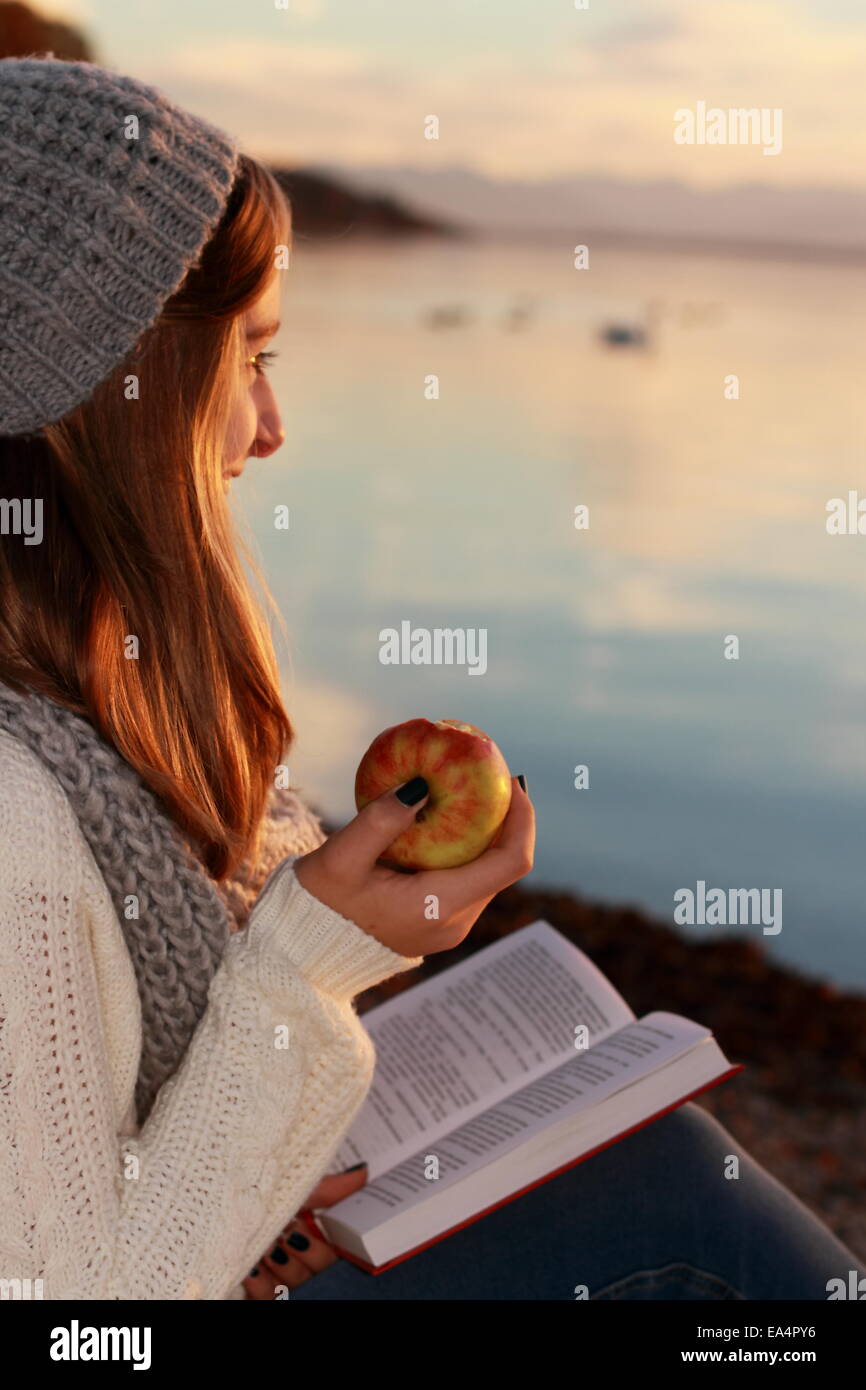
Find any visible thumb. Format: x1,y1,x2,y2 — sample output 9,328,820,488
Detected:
302,1166,370,1210
337,777,430,868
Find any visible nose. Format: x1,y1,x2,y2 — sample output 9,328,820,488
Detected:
250,390,285,460
251,426,284,459
250,418,284,459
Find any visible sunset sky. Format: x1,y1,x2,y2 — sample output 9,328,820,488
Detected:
37,0,866,190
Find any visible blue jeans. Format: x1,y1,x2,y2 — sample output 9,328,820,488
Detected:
291,1102,866,1299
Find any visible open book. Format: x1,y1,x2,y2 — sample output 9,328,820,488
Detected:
315,919,743,1273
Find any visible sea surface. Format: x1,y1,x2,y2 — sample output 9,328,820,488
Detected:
231,233,866,989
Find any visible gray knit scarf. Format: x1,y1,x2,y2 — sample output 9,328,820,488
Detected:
0,683,233,1127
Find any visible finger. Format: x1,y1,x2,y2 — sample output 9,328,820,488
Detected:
287,1218,339,1271
243,1265,281,1300
330,779,430,872
260,1241,313,1288
416,777,535,912
268,1223,338,1276
301,1166,368,1210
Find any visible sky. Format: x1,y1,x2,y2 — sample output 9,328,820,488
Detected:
34,0,866,190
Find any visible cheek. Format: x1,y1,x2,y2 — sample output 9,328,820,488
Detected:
223,392,257,465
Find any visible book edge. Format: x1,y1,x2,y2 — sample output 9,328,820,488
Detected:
331,1061,746,1275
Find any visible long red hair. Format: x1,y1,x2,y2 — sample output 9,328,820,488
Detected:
0,154,293,879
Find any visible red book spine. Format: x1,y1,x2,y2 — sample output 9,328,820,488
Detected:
330,1064,745,1274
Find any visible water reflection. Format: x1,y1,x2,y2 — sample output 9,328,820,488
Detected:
231,236,866,987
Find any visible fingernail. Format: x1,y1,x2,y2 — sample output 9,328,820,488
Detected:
516,774,527,793
248,1266,259,1277
340,1160,368,1173
269,1245,289,1265
396,776,428,806
288,1231,310,1251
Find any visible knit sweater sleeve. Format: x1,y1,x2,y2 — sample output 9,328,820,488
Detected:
0,740,422,1300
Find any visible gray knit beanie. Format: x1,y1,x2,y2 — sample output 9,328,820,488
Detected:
0,56,241,436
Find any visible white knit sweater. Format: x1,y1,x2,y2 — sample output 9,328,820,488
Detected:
0,728,422,1300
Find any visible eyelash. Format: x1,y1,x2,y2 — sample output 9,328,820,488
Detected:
250,350,278,376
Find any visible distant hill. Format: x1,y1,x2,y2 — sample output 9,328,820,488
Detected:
342,163,866,258
0,0,92,60
0,1,457,245
270,167,461,242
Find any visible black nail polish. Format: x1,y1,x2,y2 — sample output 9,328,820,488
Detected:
516,774,527,793
269,1245,289,1264
341,1160,367,1173
248,1267,259,1277
288,1231,310,1251
396,776,428,806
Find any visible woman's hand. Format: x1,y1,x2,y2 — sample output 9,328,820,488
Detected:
293,775,534,958
242,1166,370,1299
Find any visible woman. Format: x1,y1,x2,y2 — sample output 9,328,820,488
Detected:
0,57,861,1302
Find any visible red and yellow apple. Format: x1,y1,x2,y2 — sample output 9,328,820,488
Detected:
354,717,512,870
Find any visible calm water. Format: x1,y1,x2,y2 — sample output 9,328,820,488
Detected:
231,234,866,989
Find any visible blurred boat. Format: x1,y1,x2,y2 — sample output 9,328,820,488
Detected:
600,322,647,346
598,299,662,349
423,305,473,329
503,299,535,331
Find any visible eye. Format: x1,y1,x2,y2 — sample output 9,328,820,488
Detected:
249,350,278,377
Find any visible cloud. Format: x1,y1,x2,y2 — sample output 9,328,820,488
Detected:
137,0,866,187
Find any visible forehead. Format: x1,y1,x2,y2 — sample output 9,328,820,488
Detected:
244,275,282,338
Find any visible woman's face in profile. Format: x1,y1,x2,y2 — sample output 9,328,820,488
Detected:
222,272,285,488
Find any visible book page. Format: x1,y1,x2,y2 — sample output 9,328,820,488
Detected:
333,919,635,1178
328,1013,715,1234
